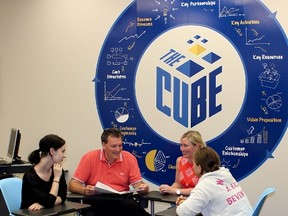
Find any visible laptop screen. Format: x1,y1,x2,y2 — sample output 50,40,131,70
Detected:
7,128,21,162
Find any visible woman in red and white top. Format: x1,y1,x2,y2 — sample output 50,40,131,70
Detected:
159,130,206,196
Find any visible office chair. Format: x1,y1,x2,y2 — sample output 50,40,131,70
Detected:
252,187,275,216
0,177,22,215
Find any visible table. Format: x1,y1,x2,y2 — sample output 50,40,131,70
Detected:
155,206,203,216
67,192,132,203
138,190,179,216
12,201,91,216
0,163,31,174
67,192,148,215
154,205,202,216
155,206,177,216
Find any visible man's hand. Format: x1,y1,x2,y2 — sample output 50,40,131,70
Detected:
136,183,149,194
84,185,97,195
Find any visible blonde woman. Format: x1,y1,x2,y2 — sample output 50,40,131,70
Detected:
159,130,206,196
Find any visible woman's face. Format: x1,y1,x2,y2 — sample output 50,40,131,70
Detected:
52,144,66,163
180,137,199,160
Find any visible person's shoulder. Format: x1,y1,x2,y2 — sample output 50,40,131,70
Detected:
121,150,137,161
201,168,228,181
25,166,36,175
176,156,184,163
121,150,133,156
23,167,40,183
78,149,99,163
23,167,34,178
83,149,100,157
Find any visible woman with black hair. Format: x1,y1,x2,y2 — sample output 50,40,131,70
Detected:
21,134,67,211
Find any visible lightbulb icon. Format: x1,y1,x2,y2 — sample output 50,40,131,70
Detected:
162,5,169,16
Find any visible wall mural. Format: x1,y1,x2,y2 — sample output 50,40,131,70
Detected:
95,0,287,185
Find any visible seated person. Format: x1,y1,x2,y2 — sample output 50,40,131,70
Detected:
68,127,150,216
21,134,67,210
159,130,206,196
176,146,253,216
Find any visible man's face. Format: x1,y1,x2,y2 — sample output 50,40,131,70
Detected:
102,136,123,163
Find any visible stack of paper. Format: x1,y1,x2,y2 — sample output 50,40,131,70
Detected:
95,181,140,195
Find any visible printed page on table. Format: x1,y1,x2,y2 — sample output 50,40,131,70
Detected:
95,181,142,195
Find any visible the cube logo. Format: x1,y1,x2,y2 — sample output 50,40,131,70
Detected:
156,34,222,127
136,26,245,142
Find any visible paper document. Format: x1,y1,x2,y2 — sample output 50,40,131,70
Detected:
95,181,141,195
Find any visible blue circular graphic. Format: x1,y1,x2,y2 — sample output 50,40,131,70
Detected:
95,0,287,184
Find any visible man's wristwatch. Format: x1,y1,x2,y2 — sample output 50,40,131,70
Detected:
176,189,181,196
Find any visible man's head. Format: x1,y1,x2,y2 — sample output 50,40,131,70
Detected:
101,128,123,143
101,128,123,163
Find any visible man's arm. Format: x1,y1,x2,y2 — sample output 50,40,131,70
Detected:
68,178,96,196
68,179,86,195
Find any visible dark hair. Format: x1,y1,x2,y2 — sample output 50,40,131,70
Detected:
101,128,123,143
194,146,220,174
28,134,65,164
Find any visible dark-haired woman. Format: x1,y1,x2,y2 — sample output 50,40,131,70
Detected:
176,146,253,216
21,134,67,211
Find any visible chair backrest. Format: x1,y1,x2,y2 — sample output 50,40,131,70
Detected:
0,177,22,215
252,187,275,216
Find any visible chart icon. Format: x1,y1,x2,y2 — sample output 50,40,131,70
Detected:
145,149,166,172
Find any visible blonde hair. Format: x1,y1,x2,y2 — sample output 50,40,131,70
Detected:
181,130,206,147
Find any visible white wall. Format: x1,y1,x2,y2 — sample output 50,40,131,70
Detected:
0,0,287,215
